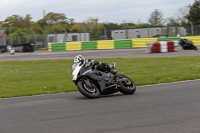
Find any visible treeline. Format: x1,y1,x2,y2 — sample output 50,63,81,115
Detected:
0,0,200,40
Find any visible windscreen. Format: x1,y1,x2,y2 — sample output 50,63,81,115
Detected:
72,64,77,70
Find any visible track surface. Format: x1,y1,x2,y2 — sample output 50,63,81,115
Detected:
0,47,200,61
0,80,200,133
1,47,200,133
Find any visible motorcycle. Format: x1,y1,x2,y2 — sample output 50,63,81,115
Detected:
72,62,136,99
180,39,198,50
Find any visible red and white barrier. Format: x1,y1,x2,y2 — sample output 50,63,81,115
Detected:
146,41,179,53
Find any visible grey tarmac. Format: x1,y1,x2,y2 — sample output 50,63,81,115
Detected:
0,46,200,61
0,47,200,133
0,80,200,133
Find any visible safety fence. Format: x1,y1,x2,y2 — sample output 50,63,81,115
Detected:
48,36,200,51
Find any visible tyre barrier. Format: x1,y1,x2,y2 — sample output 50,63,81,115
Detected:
0,44,34,53
12,44,34,52
146,41,179,53
0,46,7,53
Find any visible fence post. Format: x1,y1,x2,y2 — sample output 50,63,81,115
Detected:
9,34,13,45
168,24,171,37
123,25,128,39
33,32,37,49
44,32,47,48
146,24,150,38
53,30,57,42
25,33,29,43
103,26,108,40
189,22,194,36
17,34,21,44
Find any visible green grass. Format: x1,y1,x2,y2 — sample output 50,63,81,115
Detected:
0,56,200,98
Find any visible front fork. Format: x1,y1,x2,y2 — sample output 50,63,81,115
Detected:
83,78,92,87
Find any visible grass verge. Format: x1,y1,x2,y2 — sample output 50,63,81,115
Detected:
0,56,200,98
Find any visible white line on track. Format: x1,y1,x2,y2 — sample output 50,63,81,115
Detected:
137,78,200,88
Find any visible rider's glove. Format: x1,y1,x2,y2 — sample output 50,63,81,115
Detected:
88,62,93,67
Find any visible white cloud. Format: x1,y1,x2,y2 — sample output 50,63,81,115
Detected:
0,0,195,23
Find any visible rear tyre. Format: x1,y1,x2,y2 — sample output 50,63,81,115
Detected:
77,80,100,99
117,75,136,95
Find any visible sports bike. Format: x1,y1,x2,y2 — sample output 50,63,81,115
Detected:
72,62,136,99
180,39,198,50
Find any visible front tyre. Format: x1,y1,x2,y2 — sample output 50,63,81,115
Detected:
194,46,198,50
77,80,100,99
117,75,136,95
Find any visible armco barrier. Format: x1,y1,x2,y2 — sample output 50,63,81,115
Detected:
48,36,200,51
82,41,97,50
66,42,82,51
97,40,114,49
132,38,157,48
51,43,66,51
114,39,132,49
157,37,181,41
48,43,52,51
185,36,200,46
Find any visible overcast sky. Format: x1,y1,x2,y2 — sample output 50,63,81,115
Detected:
0,0,195,24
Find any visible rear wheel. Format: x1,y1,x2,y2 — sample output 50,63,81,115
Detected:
77,79,100,99
117,75,136,95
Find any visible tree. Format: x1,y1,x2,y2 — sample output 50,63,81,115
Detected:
23,14,33,28
0,15,34,35
85,18,103,40
167,5,189,26
131,23,148,28
176,5,189,26
148,9,165,26
70,23,85,32
1,15,23,28
103,23,123,39
167,17,180,26
44,12,68,25
36,12,75,33
120,22,135,29
186,0,200,25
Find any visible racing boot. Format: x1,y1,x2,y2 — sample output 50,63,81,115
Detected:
109,67,119,80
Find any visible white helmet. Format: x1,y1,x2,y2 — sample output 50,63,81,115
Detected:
74,55,85,64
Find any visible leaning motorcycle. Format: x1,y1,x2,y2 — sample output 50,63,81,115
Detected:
72,62,136,99
181,39,198,50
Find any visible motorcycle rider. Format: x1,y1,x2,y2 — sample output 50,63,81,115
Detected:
73,55,119,76
180,38,198,50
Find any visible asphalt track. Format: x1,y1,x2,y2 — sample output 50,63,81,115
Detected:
0,47,200,133
0,46,200,61
0,80,200,133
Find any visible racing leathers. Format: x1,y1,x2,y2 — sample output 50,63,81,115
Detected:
84,59,118,76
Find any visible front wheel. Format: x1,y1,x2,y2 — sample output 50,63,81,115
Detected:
77,79,100,99
117,75,136,95
194,46,198,50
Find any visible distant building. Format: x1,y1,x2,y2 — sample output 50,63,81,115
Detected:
0,30,6,46
47,32,90,44
111,27,186,40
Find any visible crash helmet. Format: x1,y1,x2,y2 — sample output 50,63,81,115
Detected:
74,55,85,64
